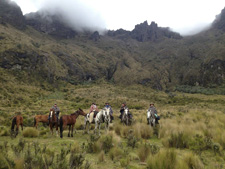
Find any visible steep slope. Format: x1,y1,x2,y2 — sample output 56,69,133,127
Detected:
0,0,225,91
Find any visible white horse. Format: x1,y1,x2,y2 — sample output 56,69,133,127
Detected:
147,110,155,127
122,108,131,125
84,107,111,135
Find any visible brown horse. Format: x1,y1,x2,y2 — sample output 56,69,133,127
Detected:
34,114,49,129
49,108,59,135
60,108,86,138
11,115,23,137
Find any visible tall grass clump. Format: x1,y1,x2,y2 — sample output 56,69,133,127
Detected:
138,143,160,162
22,127,39,138
109,147,124,161
147,149,177,169
183,152,204,169
164,131,190,149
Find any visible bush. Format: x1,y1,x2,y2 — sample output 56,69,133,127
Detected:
183,152,204,169
98,151,105,163
167,132,190,149
120,157,130,168
138,143,160,162
22,127,39,138
0,128,10,136
147,149,177,169
100,135,113,153
140,125,154,139
69,152,85,169
109,147,124,161
138,144,151,162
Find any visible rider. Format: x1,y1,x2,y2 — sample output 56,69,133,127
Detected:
104,102,114,123
119,103,132,120
147,103,159,124
90,102,99,118
48,103,60,122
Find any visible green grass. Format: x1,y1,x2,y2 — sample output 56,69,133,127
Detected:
0,82,225,168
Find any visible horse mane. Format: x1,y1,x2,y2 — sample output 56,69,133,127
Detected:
71,111,79,116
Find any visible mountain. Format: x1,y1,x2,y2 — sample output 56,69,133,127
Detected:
0,0,225,91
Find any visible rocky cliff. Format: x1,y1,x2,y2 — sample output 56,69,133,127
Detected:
0,0,25,29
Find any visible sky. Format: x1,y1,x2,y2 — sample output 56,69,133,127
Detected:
12,0,225,35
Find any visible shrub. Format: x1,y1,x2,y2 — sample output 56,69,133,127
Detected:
22,127,39,138
127,130,138,148
69,153,85,169
183,152,204,169
98,151,105,163
138,143,160,162
167,132,190,149
120,157,130,168
109,147,124,161
147,149,177,169
138,144,151,162
140,125,154,139
0,128,10,136
212,143,222,155
100,135,113,153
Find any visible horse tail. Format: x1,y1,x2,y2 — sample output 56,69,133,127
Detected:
34,117,36,127
11,117,16,131
60,117,63,138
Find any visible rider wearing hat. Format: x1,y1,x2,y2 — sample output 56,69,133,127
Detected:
104,102,114,122
48,103,60,122
119,103,132,120
147,103,159,124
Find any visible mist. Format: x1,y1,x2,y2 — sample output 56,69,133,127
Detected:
29,0,107,34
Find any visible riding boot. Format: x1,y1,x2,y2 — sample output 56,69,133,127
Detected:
147,118,149,124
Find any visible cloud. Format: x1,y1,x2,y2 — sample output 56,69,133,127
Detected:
27,0,107,33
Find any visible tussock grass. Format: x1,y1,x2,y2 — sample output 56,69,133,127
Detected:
22,127,39,138
147,149,177,169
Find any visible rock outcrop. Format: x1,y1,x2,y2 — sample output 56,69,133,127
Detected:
131,21,182,42
108,21,182,42
213,7,225,31
0,0,25,29
25,12,77,38
89,31,100,41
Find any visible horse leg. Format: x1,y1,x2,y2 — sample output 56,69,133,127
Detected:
71,124,74,137
94,122,98,135
15,124,19,137
98,123,101,136
68,125,71,137
56,124,58,136
21,123,23,131
88,123,90,134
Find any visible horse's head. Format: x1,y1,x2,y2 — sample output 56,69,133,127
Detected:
77,108,86,116
49,108,55,117
103,108,110,122
124,108,129,115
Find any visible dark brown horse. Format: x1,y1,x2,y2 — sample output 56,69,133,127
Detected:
11,115,23,137
60,108,86,138
49,108,59,135
34,114,49,129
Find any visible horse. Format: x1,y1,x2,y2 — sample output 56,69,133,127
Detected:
84,107,111,135
147,110,156,127
11,115,23,137
34,114,49,129
121,108,131,126
49,108,59,135
60,108,86,138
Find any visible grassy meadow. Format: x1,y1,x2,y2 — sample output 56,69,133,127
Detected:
0,76,225,169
